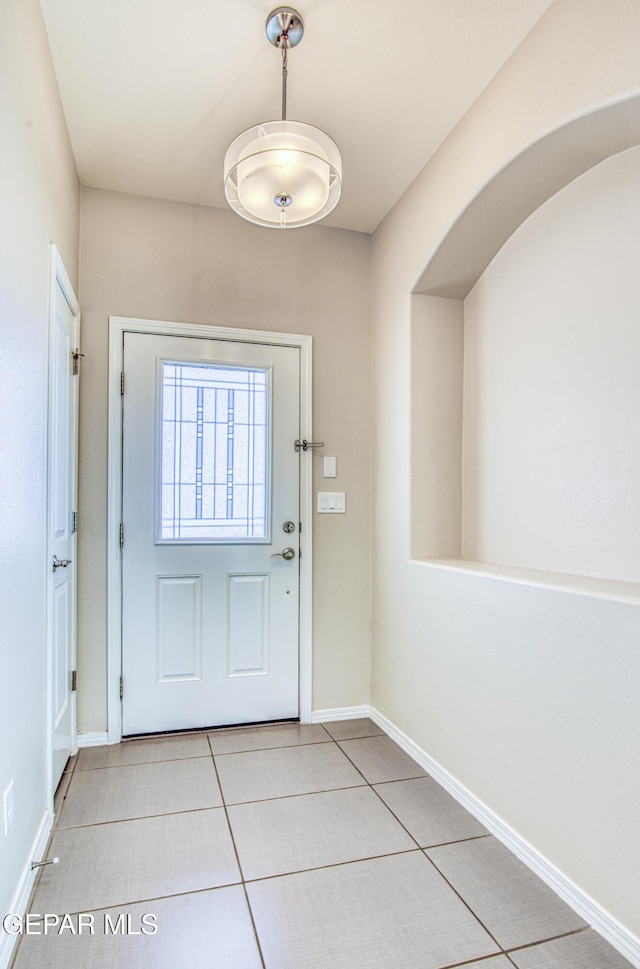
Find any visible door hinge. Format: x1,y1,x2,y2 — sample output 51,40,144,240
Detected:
119,522,124,548
119,675,124,700
120,372,125,395
71,349,85,375
70,670,77,692
70,510,78,534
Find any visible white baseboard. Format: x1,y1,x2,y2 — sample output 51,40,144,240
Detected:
0,808,53,969
369,707,640,969
76,731,109,748
311,705,372,723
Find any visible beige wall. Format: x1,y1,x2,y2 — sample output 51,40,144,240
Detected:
77,187,372,732
372,0,640,948
410,295,463,560
0,0,79,924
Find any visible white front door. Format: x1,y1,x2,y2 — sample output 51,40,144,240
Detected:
48,249,79,792
121,332,301,735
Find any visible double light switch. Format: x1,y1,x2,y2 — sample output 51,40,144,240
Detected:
317,492,345,513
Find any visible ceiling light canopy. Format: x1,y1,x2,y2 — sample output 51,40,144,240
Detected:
224,7,342,229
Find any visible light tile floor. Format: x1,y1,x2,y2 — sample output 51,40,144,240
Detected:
11,719,633,969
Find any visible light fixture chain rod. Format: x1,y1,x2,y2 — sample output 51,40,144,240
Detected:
281,43,288,121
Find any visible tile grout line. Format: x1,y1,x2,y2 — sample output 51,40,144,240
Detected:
333,736,511,963
242,848,425,885
423,847,519,961
424,834,493,849
331,742,490,850
73,754,213,772
53,804,231,831
39,726,600,969
505,924,592,956
32,888,593,969
222,780,370,808
76,727,339,772
215,727,500,896
74,728,376,770
57,743,430,829
438,953,515,969
55,780,393,830
328,736,513,964
218,732,508,909
292,731,569,964
332,736,488,859
24,867,593,962
54,751,81,826
211,726,450,962
12,883,246,924
207,733,267,969
424,849,598,966
333,735,600,966
212,738,334,758
76,742,334,771
331,738,427,850
55,754,220,827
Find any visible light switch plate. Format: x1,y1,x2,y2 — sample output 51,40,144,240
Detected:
317,492,346,513
323,456,337,478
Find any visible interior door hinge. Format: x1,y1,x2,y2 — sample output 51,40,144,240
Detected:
120,372,125,395
70,510,78,534
71,349,85,375
119,675,124,700
71,670,77,692
119,523,124,548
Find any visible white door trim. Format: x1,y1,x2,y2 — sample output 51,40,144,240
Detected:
107,317,313,743
46,245,80,797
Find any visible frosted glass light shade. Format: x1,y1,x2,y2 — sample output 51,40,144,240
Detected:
224,120,342,228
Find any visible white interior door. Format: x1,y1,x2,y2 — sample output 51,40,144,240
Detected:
121,332,301,734
48,249,79,792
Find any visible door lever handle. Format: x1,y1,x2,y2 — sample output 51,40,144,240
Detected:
52,556,72,571
271,547,295,560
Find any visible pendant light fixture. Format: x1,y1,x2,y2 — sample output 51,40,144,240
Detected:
224,7,342,228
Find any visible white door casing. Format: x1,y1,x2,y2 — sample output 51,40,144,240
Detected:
107,318,313,741
47,246,80,795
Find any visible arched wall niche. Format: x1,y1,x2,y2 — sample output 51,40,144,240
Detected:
413,94,640,301
410,94,640,594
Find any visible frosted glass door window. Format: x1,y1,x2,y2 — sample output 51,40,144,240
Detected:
160,361,269,541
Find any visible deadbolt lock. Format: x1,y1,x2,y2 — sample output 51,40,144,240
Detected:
283,521,295,533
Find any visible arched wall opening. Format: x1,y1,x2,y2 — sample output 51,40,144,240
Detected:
410,98,640,593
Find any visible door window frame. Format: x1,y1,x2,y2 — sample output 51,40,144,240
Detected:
107,317,313,743
156,357,273,545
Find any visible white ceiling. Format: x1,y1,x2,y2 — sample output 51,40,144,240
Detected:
39,0,553,234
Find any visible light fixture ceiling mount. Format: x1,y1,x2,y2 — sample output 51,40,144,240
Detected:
223,7,342,229
265,6,304,49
